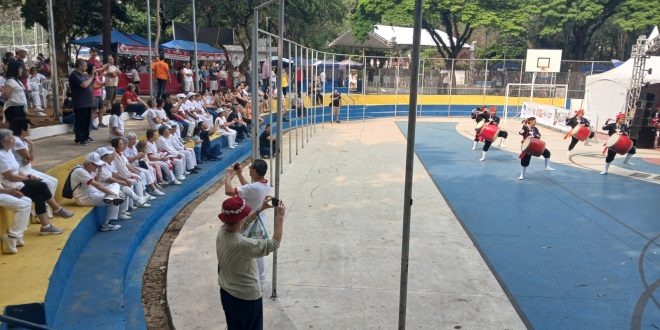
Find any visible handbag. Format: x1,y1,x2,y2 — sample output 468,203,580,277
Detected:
243,214,269,239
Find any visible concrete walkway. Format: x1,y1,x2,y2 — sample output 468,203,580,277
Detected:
167,117,526,329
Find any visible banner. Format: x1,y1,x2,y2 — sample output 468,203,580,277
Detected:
117,44,157,56
163,49,190,61
198,52,225,61
520,101,572,132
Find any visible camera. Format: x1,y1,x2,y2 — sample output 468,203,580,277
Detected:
233,162,241,171
271,197,280,206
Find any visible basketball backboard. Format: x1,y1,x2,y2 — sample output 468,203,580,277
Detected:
525,49,563,73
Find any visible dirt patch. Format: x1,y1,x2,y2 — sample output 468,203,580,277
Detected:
142,159,251,329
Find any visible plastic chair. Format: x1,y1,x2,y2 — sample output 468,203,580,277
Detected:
41,80,52,108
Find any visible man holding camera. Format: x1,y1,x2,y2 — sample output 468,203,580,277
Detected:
225,159,271,288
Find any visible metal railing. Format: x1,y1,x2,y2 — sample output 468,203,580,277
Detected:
0,314,52,330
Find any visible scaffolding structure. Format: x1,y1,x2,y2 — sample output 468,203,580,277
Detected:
0,19,50,62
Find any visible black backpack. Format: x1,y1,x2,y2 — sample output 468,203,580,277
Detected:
62,166,82,199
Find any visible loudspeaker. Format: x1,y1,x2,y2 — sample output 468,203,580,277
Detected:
643,93,655,102
635,126,656,148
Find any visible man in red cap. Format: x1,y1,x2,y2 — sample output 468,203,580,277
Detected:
216,195,285,330
600,113,636,174
565,109,595,156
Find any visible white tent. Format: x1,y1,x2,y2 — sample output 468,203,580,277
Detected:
329,24,472,51
584,56,660,123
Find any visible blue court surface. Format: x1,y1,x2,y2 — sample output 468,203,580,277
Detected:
398,121,659,329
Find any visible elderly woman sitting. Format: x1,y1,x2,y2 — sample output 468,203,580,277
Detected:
124,132,168,187
110,137,164,197
10,118,59,215
0,129,72,235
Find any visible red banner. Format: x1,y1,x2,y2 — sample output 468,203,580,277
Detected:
117,44,157,56
163,49,191,61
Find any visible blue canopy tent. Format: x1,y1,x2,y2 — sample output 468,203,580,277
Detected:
579,62,613,74
71,29,146,48
160,40,223,53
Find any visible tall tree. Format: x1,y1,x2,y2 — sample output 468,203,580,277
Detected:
103,0,112,60
525,0,629,60
1,0,130,76
351,0,528,64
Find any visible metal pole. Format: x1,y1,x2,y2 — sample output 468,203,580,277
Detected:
268,31,273,185
347,57,351,122
399,0,423,328
482,59,488,106
295,44,299,155
306,47,310,142
395,57,400,116
251,8,260,160
331,54,335,124
448,59,454,116
147,0,154,99
363,54,367,122
288,42,292,163
322,52,326,127
192,0,200,92
47,0,60,116
420,59,425,116
272,0,284,299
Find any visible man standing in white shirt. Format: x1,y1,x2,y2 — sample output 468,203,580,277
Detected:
225,159,272,287
183,63,194,93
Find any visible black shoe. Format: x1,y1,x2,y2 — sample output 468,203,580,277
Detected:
87,137,95,142
91,126,98,130
189,169,199,174
193,166,201,170
76,141,89,146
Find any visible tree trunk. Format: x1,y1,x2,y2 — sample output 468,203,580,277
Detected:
154,0,161,50
102,0,112,60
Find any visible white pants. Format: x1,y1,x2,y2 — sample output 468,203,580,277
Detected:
171,158,185,176
30,90,42,108
220,128,237,146
184,80,193,92
76,183,122,225
138,168,154,185
178,149,196,170
0,193,32,239
22,166,58,196
151,160,174,182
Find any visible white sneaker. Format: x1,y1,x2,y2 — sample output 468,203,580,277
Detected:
184,171,191,175
518,175,524,180
138,196,151,207
229,146,236,149
545,166,555,171
15,236,24,247
118,213,132,220
479,156,486,161
1,233,17,254
623,161,635,166
599,171,608,175
172,179,183,185
35,111,47,117
152,189,165,196
176,175,186,181
148,194,156,201
100,223,121,231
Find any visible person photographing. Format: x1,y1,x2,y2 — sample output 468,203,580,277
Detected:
216,195,286,330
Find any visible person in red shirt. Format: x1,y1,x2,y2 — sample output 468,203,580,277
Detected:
121,84,147,120
87,49,103,70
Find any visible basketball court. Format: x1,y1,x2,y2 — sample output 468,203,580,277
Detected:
166,117,659,329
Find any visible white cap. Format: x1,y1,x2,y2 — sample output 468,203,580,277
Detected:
187,92,195,97
96,147,114,157
84,152,105,166
176,94,186,99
